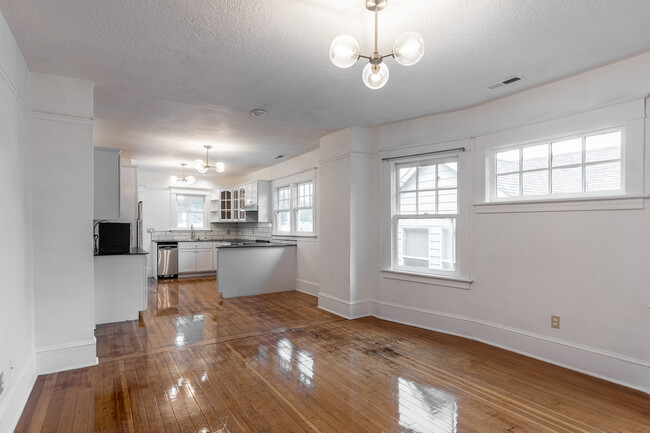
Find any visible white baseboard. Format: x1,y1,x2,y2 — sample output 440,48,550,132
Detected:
0,354,36,433
317,292,377,319
377,300,650,394
35,338,98,375
296,279,319,296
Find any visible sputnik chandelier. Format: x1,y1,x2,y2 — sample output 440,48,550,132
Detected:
330,0,424,89
193,145,225,173
170,163,196,186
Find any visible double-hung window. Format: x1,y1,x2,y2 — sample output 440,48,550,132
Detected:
275,186,291,233
295,181,314,233
176,194,207,229
393,158,458,274
491,128,623,200
273,178,315,236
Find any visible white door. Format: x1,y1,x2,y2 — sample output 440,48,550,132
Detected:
178,250,197,273
196,249,214,272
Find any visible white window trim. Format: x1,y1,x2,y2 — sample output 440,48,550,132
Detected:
169,188,211,230
384,147,470,282
474,96,646,212
271,171,317,237
486,126,626,202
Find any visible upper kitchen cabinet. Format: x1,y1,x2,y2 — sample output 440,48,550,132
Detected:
214,181,271,222
94,147,121,220
245,180,271,223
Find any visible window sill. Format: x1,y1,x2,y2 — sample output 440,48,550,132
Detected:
381,270,472,290
474,194,648,214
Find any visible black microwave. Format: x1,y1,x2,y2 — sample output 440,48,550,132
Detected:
98,222,131,255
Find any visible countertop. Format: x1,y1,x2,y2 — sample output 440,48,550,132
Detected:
95,248,149,256
153,239,296,248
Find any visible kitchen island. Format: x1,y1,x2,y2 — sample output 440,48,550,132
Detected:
217,242,297,298
94,248,148,324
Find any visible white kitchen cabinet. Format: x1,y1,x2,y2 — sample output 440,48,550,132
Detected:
178,242,215,274
94,147,121,220
178,249,198,273
196,249,214,272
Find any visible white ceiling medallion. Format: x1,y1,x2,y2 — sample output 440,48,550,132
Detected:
193,145,225,173
330,0,424,89
170,163,196,186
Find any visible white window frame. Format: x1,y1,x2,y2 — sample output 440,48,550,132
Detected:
275,185,292,234
487,126,626,202
294,180,315,235
272,173,317,237
170,189,211,230
385,149,470,283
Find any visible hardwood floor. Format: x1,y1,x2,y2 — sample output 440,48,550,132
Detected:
15,277,650,432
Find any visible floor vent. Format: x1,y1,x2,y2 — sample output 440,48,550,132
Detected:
487,75,524,90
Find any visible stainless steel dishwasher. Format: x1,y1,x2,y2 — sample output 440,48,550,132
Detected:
157,242,178,278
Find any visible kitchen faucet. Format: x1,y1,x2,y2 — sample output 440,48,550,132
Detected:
190,224,195,240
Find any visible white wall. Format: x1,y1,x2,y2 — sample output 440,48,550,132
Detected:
369,52,650,393
236,150,321,295
31,73,97,374
0,9,35,433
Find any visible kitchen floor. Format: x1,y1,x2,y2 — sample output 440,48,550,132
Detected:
14,278,650,432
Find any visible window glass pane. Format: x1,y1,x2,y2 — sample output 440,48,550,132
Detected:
552,166,582,193
418,191,436,214
496,173,520,197
586,131,621,163
523,144,549,170
418,165,436,190
438,162,457,188
586,161,621,192
522,170,549,196
297,182,313,207
189,213,204,228
177,213,188,228
438,189,457,214
399,192,417,214
397,218,456,271
277,211,290,232
277,187,290,209
403,227,429,260
399,166,417,191
297,209,313,232
496,149,519,174
552,138,582,167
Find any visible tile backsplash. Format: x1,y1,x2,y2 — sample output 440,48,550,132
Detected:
150,222,274,242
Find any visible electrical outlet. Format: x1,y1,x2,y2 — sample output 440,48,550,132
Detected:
0,371,4,396
551,315,560,329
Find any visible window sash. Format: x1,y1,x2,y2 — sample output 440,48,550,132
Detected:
491,127,623,200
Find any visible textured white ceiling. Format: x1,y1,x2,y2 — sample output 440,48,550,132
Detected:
2,0,650,176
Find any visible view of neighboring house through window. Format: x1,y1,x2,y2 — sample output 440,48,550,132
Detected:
276,186,291,232
177,194,205,228
394,159,458,274
494,129,622,199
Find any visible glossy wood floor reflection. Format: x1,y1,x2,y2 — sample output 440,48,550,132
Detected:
16,278,650,432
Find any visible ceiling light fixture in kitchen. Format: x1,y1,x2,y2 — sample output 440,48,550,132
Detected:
170,163,196,186
330,0,424,89
193,145,225,173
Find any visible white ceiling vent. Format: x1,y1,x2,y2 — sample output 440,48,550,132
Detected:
487,75,525,90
